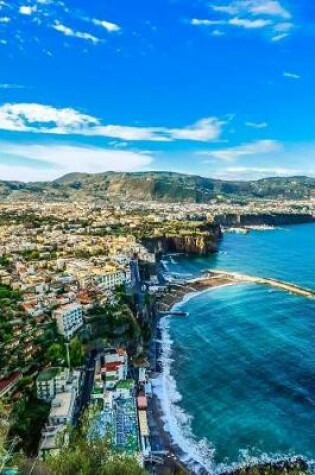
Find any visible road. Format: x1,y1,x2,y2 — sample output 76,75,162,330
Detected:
74,351,96,423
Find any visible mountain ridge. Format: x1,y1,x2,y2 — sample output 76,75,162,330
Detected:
0,171,314,202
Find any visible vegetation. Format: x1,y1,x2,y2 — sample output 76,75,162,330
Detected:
44,342,66,366
17,425,146,475
9,395,50,455
0,172,314,203
69,337,85,367
88,302,141,344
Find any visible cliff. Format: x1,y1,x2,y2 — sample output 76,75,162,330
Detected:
142,225,222,256
216,213,314,227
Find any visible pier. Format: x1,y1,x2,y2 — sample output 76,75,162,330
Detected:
207,270,315,299
158,310,189,317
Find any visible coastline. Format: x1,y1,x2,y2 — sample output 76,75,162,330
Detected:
148,278,234,474
148,276,311,475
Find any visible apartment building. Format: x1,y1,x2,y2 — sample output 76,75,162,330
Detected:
36,367,70,402
92,270,125,289
53,302,83,339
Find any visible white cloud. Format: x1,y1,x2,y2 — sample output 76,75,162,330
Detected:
192,16,272,30
248,1,291,19
212,1,291,19
0,103,98,132
283,71,300,80
194,0,293,40
52,22,100,44
245,121,268,129
0,142,153,181
0,16,10,23
0,83,25,89
19,5,37,15
191,19,225,27
210,166,308,181
92,19,120,32
229,17,271,28
0,103,224,142
168,118,224,141
200,139,282,160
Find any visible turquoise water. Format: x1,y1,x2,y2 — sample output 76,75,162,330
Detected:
166,223,315,290
161,224,315,468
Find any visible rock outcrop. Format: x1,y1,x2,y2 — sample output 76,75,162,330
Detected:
216,213,314,227
142,225,222,256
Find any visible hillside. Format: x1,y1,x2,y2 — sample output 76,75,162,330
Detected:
0,172,314,202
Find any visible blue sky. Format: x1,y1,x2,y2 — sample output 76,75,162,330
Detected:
0,0,314,181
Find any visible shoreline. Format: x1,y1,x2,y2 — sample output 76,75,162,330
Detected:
148,277,311,474
147,278,236,475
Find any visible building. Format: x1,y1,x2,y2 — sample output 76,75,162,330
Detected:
0,372,22,399
103,348,128,389
92,270,125,290
38,370,81,459
53,303,83,339
36,367,70,402
49,390,76,426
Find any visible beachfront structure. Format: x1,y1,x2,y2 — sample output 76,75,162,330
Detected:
89,390,141,457
53,302,83,339
88,349,144,459
138,409,150,456
103,348,128,389
36,367,70,402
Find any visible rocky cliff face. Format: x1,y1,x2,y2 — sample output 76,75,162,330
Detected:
142,225,222,256
216,213,314,227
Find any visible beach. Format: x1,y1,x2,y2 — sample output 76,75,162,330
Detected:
147,272,312,474
146,277,234,474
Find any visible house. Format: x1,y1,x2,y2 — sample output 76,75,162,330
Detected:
0,372,22,399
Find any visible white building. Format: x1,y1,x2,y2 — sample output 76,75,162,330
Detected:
93,270,125,290
103,348,128,390
38,370,81,459
36,367,70,402
53,302,83,339
49,390,76,426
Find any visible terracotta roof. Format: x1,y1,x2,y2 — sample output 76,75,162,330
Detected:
137,396,148,409
105,362,121,371
0,372,21,395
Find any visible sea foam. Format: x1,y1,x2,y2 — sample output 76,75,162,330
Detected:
152,315,216,474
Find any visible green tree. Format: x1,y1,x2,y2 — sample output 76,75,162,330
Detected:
9,396,50,455
44,435,146,475
45,342,66,366
69,337,84,367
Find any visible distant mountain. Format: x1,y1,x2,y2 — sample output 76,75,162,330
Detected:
0,172,314,202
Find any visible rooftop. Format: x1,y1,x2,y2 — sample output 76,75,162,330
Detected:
37,367,62,382
50,391,74,418
116,379,134,390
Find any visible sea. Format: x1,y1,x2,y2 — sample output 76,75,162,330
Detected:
154,223,315,473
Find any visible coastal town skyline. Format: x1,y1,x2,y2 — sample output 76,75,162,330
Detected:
0,0,314,182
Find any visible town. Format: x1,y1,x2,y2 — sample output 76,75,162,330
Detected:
0,198,314,474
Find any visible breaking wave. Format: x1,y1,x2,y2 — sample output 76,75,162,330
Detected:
152,315,216,473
